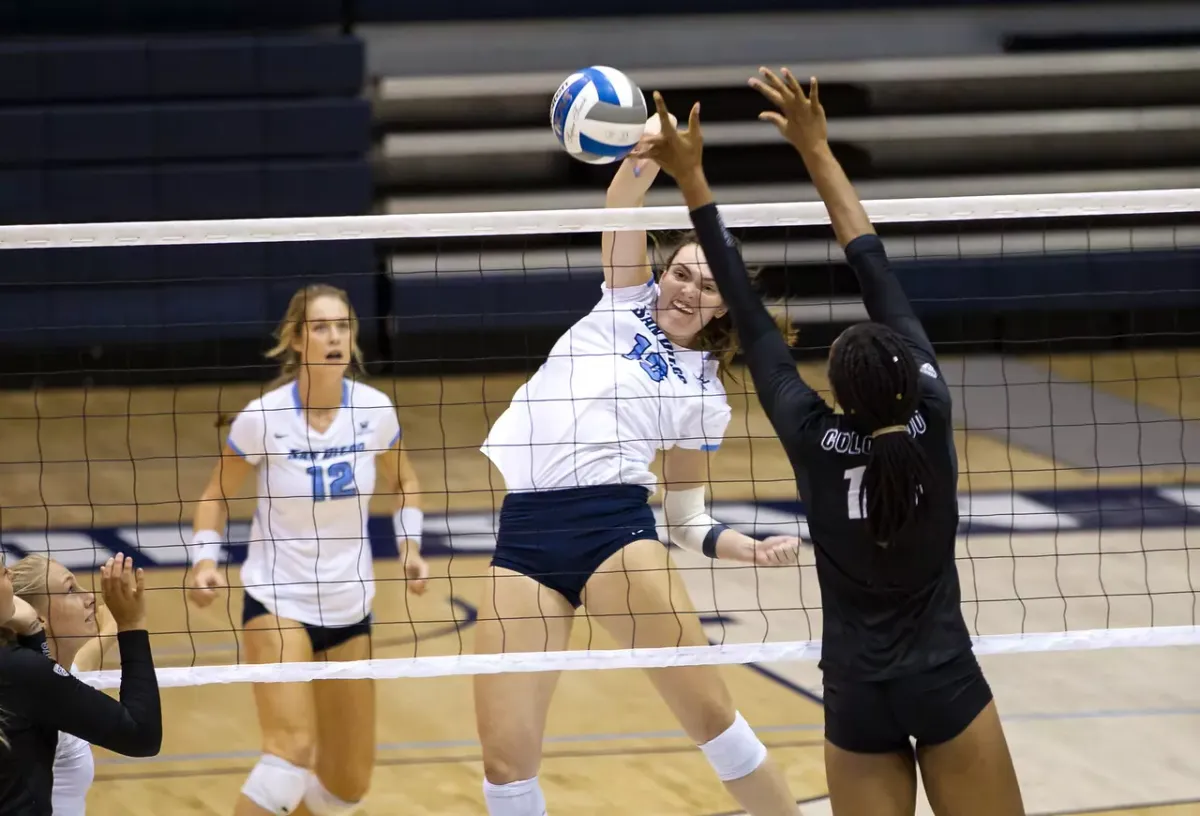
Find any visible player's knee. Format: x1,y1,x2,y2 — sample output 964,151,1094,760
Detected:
698,711,769,782
481,748,538,786
304,771,365,816
241,754,309,814
316,760,373,805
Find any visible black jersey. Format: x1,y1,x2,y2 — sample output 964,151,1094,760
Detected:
690,204,971,681
0,629,161,815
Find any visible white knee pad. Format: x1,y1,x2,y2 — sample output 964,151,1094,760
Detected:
304,771,362,816
241,755,309,815
699,711,769,782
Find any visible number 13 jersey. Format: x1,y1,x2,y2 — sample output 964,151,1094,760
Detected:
482,280,732,492
226,379,401,626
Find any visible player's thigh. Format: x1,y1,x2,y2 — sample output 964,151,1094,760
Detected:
582,538,734,743
825,740,918,816
311,633,376,802
823,670,918,815
473,566,575,782
242,614,318,767
915,701,1024,816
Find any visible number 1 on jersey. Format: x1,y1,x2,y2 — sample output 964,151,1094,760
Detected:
306,462,357,502
845,465,866,520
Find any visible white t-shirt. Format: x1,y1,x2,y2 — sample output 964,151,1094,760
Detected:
226,379,401,627
482,280,731,492
53,663,93,815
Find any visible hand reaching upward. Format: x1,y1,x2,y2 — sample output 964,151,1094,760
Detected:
749,67,827,154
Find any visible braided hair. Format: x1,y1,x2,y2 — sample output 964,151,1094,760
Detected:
828,322,935,545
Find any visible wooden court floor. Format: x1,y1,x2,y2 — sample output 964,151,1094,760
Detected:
0,351,1198,815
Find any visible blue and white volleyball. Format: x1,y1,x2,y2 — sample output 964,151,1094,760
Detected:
550,66,648,164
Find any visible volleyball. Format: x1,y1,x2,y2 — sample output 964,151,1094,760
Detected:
550,66,648,164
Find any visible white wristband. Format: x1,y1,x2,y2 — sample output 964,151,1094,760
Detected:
394,507,423,547
190,530,224,565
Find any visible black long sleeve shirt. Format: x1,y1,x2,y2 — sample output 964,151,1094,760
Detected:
690,202,970,680
0,629,162,815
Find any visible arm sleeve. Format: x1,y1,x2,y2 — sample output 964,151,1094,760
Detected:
16,630,162,757
225,400,267,465
844,234,951,412
689,203,829,447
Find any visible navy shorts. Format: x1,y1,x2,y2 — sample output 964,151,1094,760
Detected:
241,591,372,654
491,484,659,608
823,649,994,754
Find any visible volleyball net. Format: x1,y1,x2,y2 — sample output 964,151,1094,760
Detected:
1,188,1198,690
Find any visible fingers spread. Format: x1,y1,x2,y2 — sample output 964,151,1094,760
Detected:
758,111,787,131
749,77,784,108
759,66,790,98
781,67,805,99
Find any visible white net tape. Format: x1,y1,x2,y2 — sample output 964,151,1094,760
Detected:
78,625,1200,690
11,188,1199,690
1,188,1197,248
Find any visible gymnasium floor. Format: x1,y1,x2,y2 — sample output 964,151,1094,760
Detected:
0,351,1198,815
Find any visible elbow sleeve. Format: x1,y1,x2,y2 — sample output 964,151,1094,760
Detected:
663,487,728,558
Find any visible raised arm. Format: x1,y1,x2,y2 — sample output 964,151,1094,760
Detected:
5,555,162,757
601,115,669,289
632,93,826,448
751,69,937,366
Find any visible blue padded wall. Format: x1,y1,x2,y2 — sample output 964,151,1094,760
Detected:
0,34,375,353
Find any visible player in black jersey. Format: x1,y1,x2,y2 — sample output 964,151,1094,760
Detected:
633,74,1025,815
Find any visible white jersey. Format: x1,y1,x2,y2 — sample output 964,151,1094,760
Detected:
482,280,731,492
226,379,401,627
52,663,93,815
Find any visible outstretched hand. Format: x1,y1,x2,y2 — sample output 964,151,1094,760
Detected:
749,68,827,153
629,91,705,182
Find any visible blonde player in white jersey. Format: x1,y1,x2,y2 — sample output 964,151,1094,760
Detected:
186,284,428,816
476,115,804,816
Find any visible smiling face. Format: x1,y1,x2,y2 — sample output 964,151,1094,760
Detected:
653,242,727,346
292,294,355,375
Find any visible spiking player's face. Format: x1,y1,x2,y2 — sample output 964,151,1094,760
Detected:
656,242,727,345
43,561,99,641
295,295,355,374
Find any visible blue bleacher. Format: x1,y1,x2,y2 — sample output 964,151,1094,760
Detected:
0,37,363,103
0,33,375,355
388,249,1200,336
0,100,370,165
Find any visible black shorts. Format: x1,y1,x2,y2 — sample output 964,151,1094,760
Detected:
241,591,372,654
822,649,993,754
491,484,659,608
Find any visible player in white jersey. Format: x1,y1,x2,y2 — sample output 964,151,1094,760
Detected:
475,116,804,816
11,554,118,815
185,284,429,816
